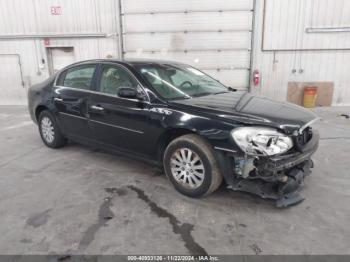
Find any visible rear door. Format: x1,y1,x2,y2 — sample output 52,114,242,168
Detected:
88,63,151,156
53,64,97,140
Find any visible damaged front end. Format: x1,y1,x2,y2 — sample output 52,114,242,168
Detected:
216,123,319,208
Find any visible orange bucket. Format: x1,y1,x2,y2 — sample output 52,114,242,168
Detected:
303,86,318,108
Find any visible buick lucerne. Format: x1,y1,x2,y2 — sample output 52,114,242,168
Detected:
28,60,319,207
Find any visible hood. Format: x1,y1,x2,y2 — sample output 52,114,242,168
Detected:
170,91,319,134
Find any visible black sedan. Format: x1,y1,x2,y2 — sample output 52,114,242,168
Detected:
28,59,319,207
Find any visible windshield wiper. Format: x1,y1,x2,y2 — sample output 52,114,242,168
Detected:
228,87,238,92
191,92,214,97
214,91,230,95
168,95,192,101
192,91,230,97
170,90,229,100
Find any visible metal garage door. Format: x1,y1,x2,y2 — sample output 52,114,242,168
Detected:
0,54,26,105
121,0,254,89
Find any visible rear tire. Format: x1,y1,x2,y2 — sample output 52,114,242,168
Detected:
163,134,223,197
38,110,67,148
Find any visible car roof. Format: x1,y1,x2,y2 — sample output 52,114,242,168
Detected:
72,58,187,68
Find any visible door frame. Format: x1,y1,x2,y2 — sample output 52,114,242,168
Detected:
0,53,26,105
46,46,75,75
0,53,25,87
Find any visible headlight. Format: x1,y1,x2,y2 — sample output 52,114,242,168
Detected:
231,127,293,156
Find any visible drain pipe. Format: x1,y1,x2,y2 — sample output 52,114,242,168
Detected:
117,0,124,59
248,0,257,92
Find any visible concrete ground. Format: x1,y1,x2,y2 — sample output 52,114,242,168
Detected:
0,106,349,255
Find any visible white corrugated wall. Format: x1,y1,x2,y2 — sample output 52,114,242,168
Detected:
0,0,349,106
121,0,254,89
0,0,120,105
251,0,350,106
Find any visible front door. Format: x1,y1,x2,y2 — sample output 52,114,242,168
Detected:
88,63,151,156
54,64,97,140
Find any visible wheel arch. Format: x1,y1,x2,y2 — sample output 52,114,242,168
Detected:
156,128,196,163
157,125,236,186
35,105,49,121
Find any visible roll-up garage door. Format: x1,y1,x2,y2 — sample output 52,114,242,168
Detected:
121,0,253,89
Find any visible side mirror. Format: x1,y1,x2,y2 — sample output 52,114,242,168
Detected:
118,87,137,99
117,87,147,100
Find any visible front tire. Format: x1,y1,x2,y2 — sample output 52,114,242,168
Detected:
38,110,67,148
163,134,223,198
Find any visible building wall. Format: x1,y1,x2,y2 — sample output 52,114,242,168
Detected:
0,0,120,104
251,0,350,106
0,0,255,104
0,0,349,106
121,0,254,89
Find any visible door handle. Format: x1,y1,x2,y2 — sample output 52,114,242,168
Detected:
90,105,104,111
54,97,63,102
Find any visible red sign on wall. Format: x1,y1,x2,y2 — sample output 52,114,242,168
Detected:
51,6,62,15
44,38,50,46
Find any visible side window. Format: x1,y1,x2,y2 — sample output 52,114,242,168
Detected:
58,65,96,90
99,65,138,95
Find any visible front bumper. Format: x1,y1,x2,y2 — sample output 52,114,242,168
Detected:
215,130,319,207
257,130,319,172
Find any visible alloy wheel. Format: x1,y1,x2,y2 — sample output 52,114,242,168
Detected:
41,116,55,143
170,148,205,189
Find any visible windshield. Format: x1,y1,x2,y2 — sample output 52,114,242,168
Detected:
135,64,229,100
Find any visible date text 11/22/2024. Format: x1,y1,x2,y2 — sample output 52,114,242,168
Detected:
127,255,219,261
